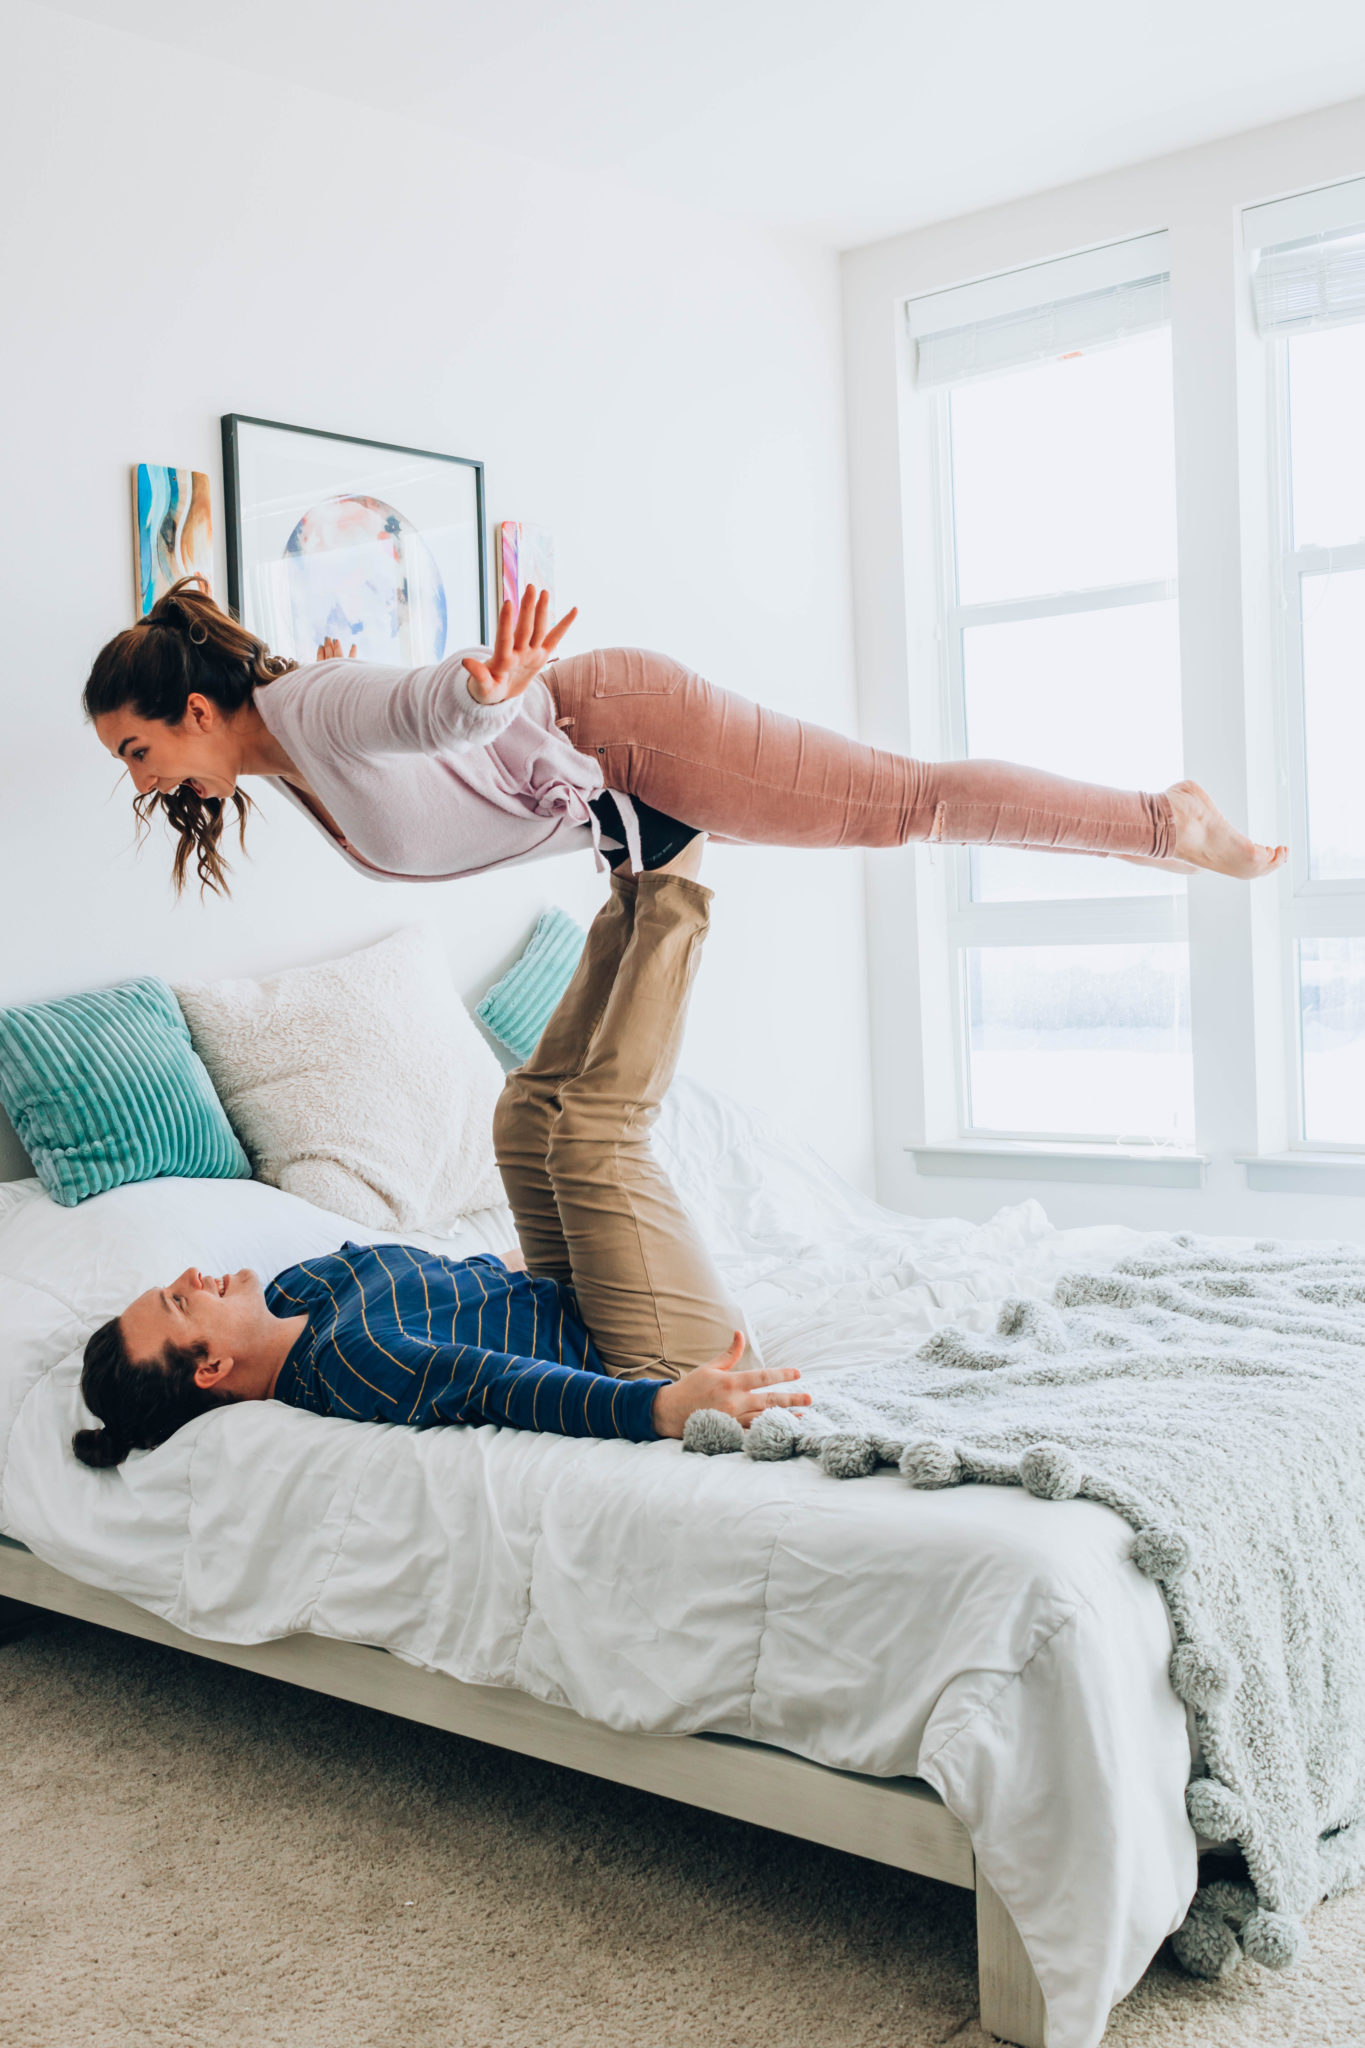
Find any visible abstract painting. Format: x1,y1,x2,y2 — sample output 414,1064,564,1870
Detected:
499,522,555,615
134,465,213,615
222,416,486,665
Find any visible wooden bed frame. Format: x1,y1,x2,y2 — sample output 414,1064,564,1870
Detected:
0,1532,1048,2045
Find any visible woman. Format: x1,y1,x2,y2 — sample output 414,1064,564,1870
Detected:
83,576,1284,894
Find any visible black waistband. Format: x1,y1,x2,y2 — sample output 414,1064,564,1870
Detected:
588,792,700,872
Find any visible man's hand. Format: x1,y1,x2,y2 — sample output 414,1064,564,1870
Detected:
463,585,578,706
316,636,358,659
650,1333,810,1440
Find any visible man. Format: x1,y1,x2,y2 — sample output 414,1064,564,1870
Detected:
73,842,809,1469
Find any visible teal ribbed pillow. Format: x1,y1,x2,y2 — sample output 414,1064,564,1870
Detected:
0,976,251,1207
477,908,587,1062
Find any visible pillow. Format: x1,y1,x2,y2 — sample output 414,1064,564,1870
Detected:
0,1171,512,1352
477,906,587,1062
0,1172,515,1567
0,977,250,1208
173,926,505,1231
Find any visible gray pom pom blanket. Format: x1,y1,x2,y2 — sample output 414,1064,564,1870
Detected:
687,1235,1365,1980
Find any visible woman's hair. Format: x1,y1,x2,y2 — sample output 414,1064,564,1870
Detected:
72,1314,234,1470
82,575,296,898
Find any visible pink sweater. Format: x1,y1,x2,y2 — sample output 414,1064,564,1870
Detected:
253,652,604,882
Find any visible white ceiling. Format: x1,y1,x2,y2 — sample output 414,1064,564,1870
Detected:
32,0,1365,245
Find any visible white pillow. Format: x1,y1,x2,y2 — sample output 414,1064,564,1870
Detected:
0,1172,511,1342
0,1172,513,1554
173,926,506,1231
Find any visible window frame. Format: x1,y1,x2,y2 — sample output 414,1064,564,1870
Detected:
1267,327,1365,1151
922,335,1193,1151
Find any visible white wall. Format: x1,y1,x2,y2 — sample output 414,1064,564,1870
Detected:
0,0,873,1187
843,93,1365,1240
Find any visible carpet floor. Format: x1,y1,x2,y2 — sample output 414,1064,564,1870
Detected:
2,1619,1362,2048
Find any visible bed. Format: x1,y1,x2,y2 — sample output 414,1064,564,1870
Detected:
0,1079,1200,2048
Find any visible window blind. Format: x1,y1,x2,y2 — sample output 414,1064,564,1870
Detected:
1244,177,1365,337
1249,227,1365,336
911,271,1169,389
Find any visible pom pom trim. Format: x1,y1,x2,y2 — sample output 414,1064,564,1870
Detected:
681,1409,744,1456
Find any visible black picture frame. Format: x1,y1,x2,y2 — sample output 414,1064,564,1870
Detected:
220,413,488,658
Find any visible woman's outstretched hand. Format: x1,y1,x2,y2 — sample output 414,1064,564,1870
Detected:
316,636,357,659
463,585,578,706
650,1333,811,1439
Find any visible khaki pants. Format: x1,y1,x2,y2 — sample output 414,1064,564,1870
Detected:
492,872,739,1381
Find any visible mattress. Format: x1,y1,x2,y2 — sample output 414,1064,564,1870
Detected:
0,1080,1196,2048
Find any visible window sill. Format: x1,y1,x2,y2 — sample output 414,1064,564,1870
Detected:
908,1142,1206,1189
1238,1153,1365,1196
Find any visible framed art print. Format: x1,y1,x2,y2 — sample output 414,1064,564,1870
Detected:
134,464,213,615
221,415,487,664
498,521,555,615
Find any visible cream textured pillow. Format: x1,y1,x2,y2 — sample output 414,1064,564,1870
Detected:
173,926,505,1231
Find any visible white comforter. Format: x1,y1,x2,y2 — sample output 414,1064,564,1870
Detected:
0,1082,1195,2048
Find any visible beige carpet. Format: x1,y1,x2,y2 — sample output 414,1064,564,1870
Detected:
2,1620,1362,2048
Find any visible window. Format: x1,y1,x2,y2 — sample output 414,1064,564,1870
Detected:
907,236,1192,1146
1249,178,1365,1148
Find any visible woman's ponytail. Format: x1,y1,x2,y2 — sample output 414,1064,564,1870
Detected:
81,575,297,898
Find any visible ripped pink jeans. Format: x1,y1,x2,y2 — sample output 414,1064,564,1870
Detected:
545,650,1174,858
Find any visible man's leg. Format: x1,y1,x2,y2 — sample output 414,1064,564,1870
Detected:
546,857,741,1381
492,876,638,1286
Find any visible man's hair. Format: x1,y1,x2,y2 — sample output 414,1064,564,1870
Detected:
73,1315,233,1470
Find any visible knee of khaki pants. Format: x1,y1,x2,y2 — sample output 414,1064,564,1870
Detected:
493,1073,549,1167
542,1093,634,1185
547,1101,739,1378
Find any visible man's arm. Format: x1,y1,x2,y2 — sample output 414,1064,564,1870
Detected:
415,1344,664,1441
415,1331,809,1444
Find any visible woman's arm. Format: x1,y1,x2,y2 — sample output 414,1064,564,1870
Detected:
302,586,580,760
301,650,520,760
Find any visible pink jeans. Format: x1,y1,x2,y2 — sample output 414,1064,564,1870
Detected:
545,649,1174,857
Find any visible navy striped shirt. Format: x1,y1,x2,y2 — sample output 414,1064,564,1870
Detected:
266,1242,661,1441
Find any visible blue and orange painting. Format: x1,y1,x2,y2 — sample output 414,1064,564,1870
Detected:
135,464,213,615
282,494,448,664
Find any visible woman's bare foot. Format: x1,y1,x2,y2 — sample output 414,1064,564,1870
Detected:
1165,781,1286,879
653,833,707,881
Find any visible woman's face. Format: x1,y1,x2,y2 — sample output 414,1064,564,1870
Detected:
94,694,240,801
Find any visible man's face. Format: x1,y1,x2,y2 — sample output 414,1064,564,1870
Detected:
120,1266,270,1377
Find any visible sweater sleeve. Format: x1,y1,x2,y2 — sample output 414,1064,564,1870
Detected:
415,1344,662,1442
298,653,523,759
